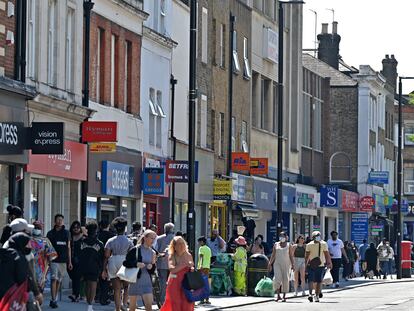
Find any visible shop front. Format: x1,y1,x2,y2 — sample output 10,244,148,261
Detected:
87,149,142,227
319,185,340,240
338,189,359,241
0,82,35,225
292,184,318,241
24,141,87,232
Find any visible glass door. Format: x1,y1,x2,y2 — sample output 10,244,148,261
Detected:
51,180,63,219
30,178,45,223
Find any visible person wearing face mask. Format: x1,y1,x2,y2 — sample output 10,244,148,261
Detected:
30,220,58,292
207,229,226,263
268,232,294,302
305,231,332,303
327,231,348,288
0,205,23,247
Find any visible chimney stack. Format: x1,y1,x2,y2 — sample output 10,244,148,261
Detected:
317,21,341,69
381,54,398,93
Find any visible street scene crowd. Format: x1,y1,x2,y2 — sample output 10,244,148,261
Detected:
0,205,411,311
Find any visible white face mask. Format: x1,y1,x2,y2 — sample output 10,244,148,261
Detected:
33,229,42,236
279,237,286,243
315,236,321,242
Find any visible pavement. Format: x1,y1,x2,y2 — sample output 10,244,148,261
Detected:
39,275,414,311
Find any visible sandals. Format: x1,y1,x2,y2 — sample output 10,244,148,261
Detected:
68,295,79,303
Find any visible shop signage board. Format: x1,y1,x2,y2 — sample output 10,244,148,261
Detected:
320,185,338,208
29,122,64,154
82,121,117,142
165,160,199,183
26,141,87,180
231,152,250,171
296,192,317,209
360,196,375,212
102,161,135,197
250,158,268,175
368,171,389,184
351,213,369,245
0,122,25,155
89,142,116,153
213,179,232,200
143,167,164,195
341,190,359,212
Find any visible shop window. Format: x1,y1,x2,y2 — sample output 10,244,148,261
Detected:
30,178,45,223
0,165,9,226
51,180,63,219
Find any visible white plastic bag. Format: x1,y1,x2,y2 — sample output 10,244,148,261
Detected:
289,269,295,281
322,269,333,285
354,261,360,275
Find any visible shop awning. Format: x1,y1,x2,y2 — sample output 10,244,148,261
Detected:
236,202,259,219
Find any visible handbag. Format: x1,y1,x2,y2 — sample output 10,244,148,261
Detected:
309,243,322,269
183,274,210,302
182,270,205,290
0,280,29,311
116,247,140,283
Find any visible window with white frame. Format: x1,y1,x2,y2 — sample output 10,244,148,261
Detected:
47,0,57,86
241,120,248,152
404,167,414,194
201,7,208,64
156,92,162,148
220,23,225,67
232,31,240,73
313,98,322,150
149,88,157,146
200,95,207,148
231,116,236,151
156,91,166,118
65,7,75,92
302,93,311,147
219,112,225,157
110,34,116,107
243,37,251,79
27,0,37,79
160,0,166,34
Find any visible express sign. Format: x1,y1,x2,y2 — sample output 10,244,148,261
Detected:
0,122,25,154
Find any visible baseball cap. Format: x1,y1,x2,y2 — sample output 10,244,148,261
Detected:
312,231,321,237
10,218,34,234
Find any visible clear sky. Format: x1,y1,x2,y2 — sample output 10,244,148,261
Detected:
302,0,414,93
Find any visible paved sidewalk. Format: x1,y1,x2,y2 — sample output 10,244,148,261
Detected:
40,275,414,311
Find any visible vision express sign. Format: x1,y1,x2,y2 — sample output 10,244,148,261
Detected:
0,121,64,155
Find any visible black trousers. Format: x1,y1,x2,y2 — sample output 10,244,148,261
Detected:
331,258,342,283
98,276,110,304
68,264,82,297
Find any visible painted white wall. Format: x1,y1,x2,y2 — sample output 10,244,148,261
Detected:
143,0,173,36
171,0,190,143
140,36,172,158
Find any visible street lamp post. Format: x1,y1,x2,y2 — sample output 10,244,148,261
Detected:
397,76,414,279
277,1,304,237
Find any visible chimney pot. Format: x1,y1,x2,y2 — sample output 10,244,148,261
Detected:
332,21,338,34
385,54,389,59
391,54,395,59
322,23,328,34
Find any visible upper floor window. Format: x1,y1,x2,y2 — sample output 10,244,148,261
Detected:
27,0,38,79
65,7,75,92
201,7,208,64
232,30,240,73
243,37,251,80
47,0,58,86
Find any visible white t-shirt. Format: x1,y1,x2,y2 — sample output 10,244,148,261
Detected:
327,238,344,259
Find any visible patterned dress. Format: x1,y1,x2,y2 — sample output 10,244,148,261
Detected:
233,246,247,295
30,236,57,290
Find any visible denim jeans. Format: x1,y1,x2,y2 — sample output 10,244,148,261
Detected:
379,260,389,276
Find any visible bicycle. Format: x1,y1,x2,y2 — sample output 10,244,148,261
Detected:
152,251,166,309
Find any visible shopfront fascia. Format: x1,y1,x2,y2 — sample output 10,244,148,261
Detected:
338,189,362,241
293,184,318,241
87,148,142,228
24,141,87,233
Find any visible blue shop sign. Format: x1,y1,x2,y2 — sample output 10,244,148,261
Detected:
351,213,369,246
266,211,290,247
320,185,338,208
143,167,165,195
368,171,389,184
253,178,295,212
102,161,134,197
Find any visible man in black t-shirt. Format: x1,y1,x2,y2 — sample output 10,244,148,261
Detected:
96,220,114,305
46,214,72,309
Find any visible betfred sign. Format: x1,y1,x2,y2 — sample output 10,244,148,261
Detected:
360,196,375,212
82,121,117,142
0,122,25,154
165,160,199,183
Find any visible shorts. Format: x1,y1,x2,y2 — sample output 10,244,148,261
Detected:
294,257,306,272
307,266,325,283
50,262,67,281
83,273,99,282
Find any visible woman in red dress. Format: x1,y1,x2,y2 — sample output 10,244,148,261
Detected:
161,236,195,311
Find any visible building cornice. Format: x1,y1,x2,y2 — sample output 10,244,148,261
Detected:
143,26,177,49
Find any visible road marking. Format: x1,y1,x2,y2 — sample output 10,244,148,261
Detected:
385,299,411,305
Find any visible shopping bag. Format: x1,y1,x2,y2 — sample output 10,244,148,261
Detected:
116,265,140,283
354,261,360,275
0,280,29,311
289,269,295,281
182,270,205,290
183,274,210,302
255,277,275,297
322,269,333,285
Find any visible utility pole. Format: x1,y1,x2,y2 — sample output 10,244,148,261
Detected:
170,75,178,223
187,0,197,255
227,13,235,240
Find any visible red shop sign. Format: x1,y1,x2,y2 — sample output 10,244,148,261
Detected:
360,196,375,212
232,152,250,172
82,121,117,143
26,141,87,180
341,190,359,212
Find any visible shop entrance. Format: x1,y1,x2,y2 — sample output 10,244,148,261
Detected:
209,204,227,239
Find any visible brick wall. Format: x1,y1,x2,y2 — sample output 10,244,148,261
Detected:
89,12,141,115
0,0,16,77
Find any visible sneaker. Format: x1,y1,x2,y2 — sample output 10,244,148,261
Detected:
87,305,94,311
204,301,211,305
319,293,323,298
302,291,306,296
294,290,298,297
315,296,320,303
308,295,313,302
335,282,340,288
49,301,58,309
121,305,128,311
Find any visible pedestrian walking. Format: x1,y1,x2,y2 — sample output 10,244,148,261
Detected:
68,220,84,303
233,236,248,296
268,232,294,302
207,229,226,263
197,236,212,305
160,236,195,311
124,230,157,311
305,231,332,303
0,205,23,246
365,243,379,279
250,235,265,255
96,220,114,305
102,217,133,311
47,214,72,309
387,241,395,278
155,222,175,304
377,237,391,279
30,220,57,292
291,235,307,296
79,221,104,311
358,239,369,277
128,221,142,246
327,231,349,288
2,218,34,248
343,241,356,280
227,229,239,253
